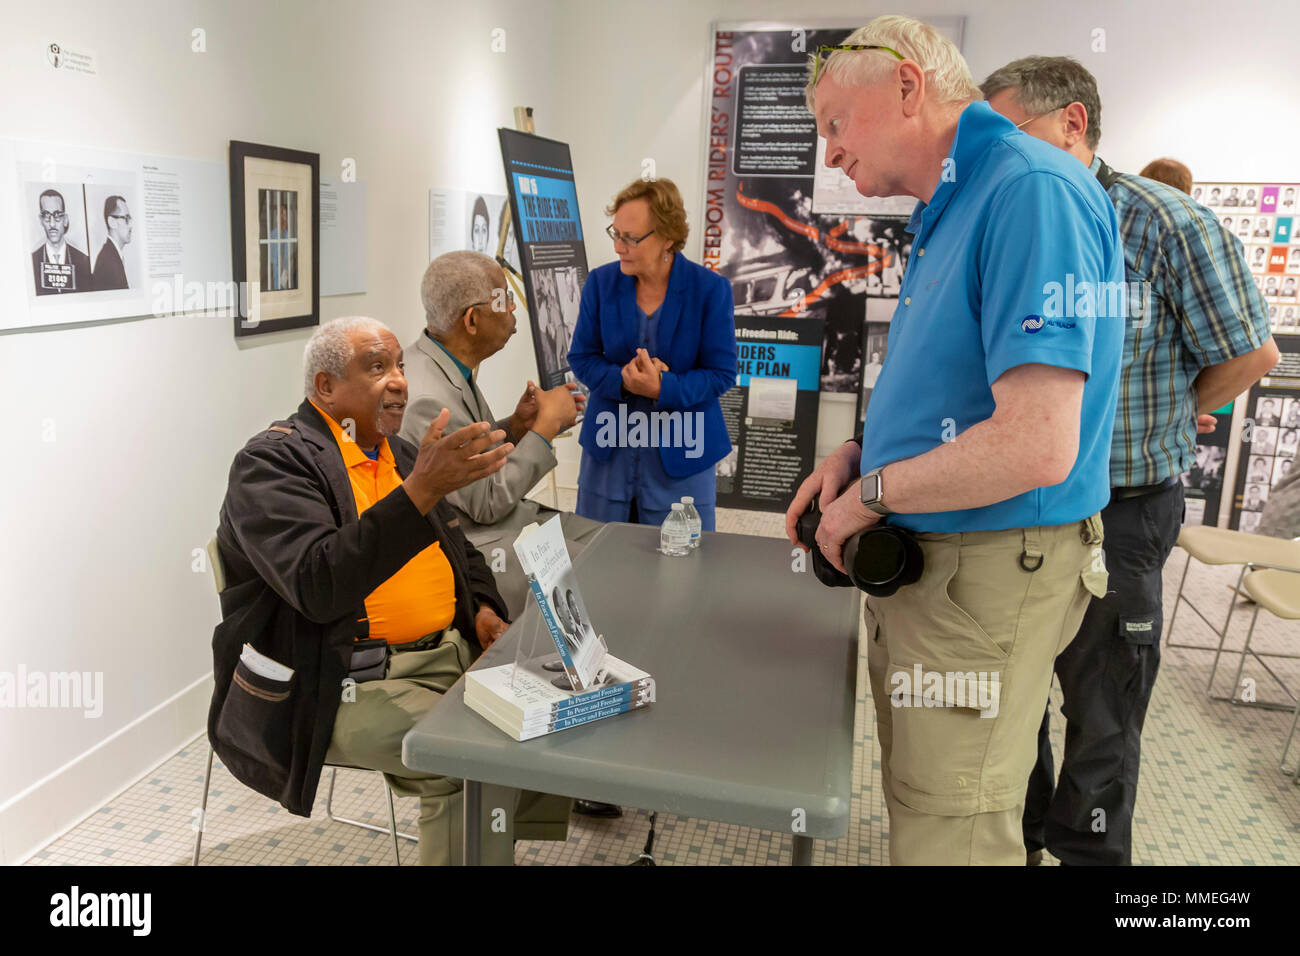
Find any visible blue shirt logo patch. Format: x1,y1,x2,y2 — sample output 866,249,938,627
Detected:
1021,314,1045,334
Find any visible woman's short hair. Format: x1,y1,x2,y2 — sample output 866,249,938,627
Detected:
1138,158,1194,195
605,177,688,254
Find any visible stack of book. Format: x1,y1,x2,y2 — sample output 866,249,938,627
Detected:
462,515,655,740
465,655,655,741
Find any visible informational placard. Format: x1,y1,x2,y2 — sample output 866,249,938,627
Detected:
499,130,589,390
319,178,366,297
0,138,229,332
716,316,823,512
699,17,964,408
1193,180,1300,532
427,187,511,264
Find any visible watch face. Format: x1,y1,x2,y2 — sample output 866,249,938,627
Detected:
862,473,881,504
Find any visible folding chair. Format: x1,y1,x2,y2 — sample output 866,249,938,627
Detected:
193,536,417,865
1164,526,1300,707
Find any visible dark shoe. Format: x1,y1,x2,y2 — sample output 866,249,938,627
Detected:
1027,848,1044,866
573,799,622,818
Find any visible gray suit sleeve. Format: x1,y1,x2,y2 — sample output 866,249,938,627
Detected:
402,390,558,526
446,429,558,525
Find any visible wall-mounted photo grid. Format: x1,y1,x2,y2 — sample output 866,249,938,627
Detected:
1192,181,1300,533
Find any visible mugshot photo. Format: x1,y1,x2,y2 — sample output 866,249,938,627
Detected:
84,183,140,292
27,181,92,296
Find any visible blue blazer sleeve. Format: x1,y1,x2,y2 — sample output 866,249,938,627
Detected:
568,277,625,401
657,275,737,411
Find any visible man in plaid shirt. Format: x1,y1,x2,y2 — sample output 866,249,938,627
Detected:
983,56,1279,865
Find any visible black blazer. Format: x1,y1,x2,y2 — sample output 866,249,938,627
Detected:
92,239,128,290
31,243,92,295
210,399,507,816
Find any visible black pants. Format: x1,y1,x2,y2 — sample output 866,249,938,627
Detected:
1023,481,1183,865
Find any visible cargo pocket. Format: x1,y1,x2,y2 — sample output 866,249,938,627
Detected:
216,660,293,769
884,659,1003,816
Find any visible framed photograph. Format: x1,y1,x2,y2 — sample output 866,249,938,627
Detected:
229,140,319,338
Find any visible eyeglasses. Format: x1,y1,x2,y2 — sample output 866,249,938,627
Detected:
466,288,515,312
1014,105,1071,129
109,213,133,224
606,224,654,246
809,44,905,88
39,211,67,224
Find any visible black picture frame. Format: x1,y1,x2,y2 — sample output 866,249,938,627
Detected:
229,140,319,338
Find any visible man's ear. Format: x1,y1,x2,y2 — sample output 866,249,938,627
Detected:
898,61,924,116
1062,102,1089,149
461,306,478,336
313,370,335,404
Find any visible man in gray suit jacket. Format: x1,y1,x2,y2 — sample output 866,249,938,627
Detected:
401,251,602,619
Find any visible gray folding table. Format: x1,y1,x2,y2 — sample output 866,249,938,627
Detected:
402,522,860,865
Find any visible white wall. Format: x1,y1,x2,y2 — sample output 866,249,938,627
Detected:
0,0,556,863
550,0,1300,454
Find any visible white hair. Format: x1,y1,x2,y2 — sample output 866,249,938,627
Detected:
806,15,980,112
302,316,389,398
420,250,497,336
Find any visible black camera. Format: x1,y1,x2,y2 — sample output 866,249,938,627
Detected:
795,496,924,597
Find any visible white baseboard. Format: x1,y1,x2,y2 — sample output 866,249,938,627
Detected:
0,672,213,865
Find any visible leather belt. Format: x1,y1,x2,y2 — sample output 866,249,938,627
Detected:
1111,476,1179,501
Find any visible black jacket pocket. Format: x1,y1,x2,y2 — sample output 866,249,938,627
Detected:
216,659,294,770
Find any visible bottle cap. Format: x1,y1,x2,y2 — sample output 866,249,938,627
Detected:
671,502,684,510
682,496,694,504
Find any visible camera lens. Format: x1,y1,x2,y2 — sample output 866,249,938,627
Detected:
854,531,906,584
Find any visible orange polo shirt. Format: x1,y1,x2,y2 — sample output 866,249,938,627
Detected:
311,402,456,644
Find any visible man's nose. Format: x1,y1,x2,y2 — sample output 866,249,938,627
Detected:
825,145,844,169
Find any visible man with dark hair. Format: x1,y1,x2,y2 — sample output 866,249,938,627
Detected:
984,55,1278,866
92,195,131,290
32,188,92,295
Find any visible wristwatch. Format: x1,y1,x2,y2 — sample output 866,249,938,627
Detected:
860,467,891,516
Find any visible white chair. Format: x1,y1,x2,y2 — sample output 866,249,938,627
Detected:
193,536,416,865
1165,525,1300,709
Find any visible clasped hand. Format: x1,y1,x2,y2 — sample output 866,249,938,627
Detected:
621,348,668,399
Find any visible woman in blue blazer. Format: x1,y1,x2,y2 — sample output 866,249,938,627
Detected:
568,178,737,531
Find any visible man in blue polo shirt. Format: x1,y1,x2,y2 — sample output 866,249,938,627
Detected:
787,15,1122,865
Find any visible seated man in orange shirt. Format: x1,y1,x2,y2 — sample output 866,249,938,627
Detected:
210,316,569,865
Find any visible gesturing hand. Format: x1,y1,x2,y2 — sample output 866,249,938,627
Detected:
401,408,513,515
534,382,583,441
512,381,541,435
1195,413,1217,434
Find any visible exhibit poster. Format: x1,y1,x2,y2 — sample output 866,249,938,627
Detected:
1194,180,1300,532
0,137,229,332
428,188,512,264
319,178,366,297
699,19,963,507
498,130,589,390
716,315,824,512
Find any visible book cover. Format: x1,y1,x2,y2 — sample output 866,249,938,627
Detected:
513,515,607,690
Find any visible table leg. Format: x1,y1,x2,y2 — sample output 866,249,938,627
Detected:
791,835,813,866
463,779,482,866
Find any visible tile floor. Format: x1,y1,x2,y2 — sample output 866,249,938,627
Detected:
23,501,1300,866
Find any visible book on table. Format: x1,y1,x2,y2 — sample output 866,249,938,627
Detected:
461,514,654,740
465,653,655,741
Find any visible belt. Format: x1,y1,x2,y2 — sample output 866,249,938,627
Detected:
389,627,450,654
1111,475,1179,501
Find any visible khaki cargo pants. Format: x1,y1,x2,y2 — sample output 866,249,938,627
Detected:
326,627,570,865
865,516,1107,865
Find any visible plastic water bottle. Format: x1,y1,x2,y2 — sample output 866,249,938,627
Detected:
659,503,691,556
681,496,702,550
